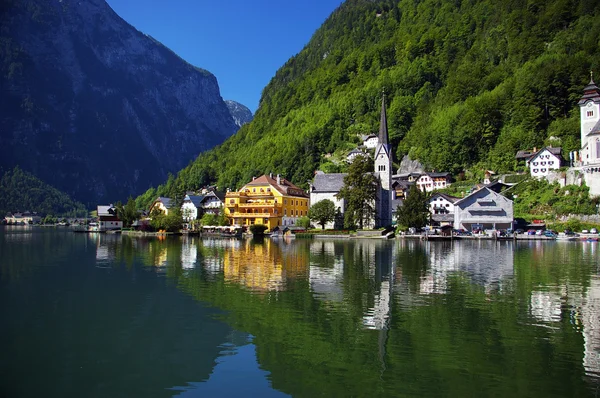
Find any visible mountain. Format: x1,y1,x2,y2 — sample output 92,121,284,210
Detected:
225,100,253,128
0,166,87,217
0,0,238,206
139,0,600,205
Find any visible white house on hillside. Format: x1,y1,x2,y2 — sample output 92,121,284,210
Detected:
528,147,563,178
362,134,378,149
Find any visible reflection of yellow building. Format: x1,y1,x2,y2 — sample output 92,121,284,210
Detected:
224,174,309,231
222,240,309,292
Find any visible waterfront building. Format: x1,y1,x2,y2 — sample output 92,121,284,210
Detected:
97,204,122,230
225,174,309,231
428,193,460,227
3,211,42,224
309,172,346,229
453,187,513,232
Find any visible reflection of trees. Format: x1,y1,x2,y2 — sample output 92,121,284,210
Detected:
170,239,596,397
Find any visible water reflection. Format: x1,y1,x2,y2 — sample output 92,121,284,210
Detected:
3,228,599,397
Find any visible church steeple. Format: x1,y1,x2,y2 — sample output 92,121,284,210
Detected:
379,91,389,146
374,91,393,227
579,70,600,105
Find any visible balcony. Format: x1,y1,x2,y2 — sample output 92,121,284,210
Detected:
238,202,281,209
230,212,275,218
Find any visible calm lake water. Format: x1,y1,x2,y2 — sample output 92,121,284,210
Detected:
1,226,599,397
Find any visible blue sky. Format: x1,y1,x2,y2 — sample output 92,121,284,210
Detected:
105,0,342,113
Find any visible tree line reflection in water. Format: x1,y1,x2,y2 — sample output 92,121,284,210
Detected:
1,227,598,397
87,234,600,397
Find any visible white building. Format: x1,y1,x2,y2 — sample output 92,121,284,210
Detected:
97,205,122,230
528,147,563,178
181,195,204,221
346,148,364,163
453,187,513,232
416,172,452,192
578,76,600,196
309,172,346,229
428,193,460,226
362,134,378,149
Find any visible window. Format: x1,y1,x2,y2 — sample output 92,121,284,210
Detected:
541,168,546,172
229,199,234,204
253,188,256,192
588,111,594,117
284,199,287,205
533,169,538,173
284,210,287,216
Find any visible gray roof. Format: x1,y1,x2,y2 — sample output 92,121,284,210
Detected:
97,205,117,217
589,119,600,136
311,173,347,193
429,192,460,203
184,195,205,208
157,197,173,208
432,214,454,223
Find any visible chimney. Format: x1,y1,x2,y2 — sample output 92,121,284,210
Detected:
277,174,281,185
269,172,272,178
252,176,256,180
533,147,537,153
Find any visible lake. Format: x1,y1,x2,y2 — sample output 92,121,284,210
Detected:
1,226,599,397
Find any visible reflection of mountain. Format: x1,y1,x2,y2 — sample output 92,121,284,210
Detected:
1,234,232,398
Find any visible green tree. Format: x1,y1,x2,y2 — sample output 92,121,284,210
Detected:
297,216,311,229
337,155,377,229
395,185,430,230
201,212,217,226
116,197,138,228
150,207,182,232
308,199,336,229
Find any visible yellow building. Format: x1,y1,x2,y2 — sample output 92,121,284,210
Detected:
225,174,309,231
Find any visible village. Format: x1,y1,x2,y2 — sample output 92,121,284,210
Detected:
4,78,600,240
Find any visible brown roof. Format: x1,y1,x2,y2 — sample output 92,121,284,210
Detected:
244,174,308,198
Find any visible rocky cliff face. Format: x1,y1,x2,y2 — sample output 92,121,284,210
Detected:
225,100,253,128
0,0,238,205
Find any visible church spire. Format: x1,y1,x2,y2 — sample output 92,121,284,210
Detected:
378,91,389,146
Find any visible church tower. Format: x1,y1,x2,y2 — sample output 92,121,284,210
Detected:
374,93,393,227
579,72,600,165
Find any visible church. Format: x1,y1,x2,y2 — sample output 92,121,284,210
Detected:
310,94,394,228
577,74,600,196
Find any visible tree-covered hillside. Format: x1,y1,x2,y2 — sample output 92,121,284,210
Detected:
139,0,600,206
0,167,88,217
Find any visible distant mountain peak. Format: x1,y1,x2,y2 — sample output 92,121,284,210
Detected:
225,100,253,129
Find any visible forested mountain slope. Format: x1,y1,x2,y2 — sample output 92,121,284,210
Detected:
141,0,600,205
0,167,87,217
